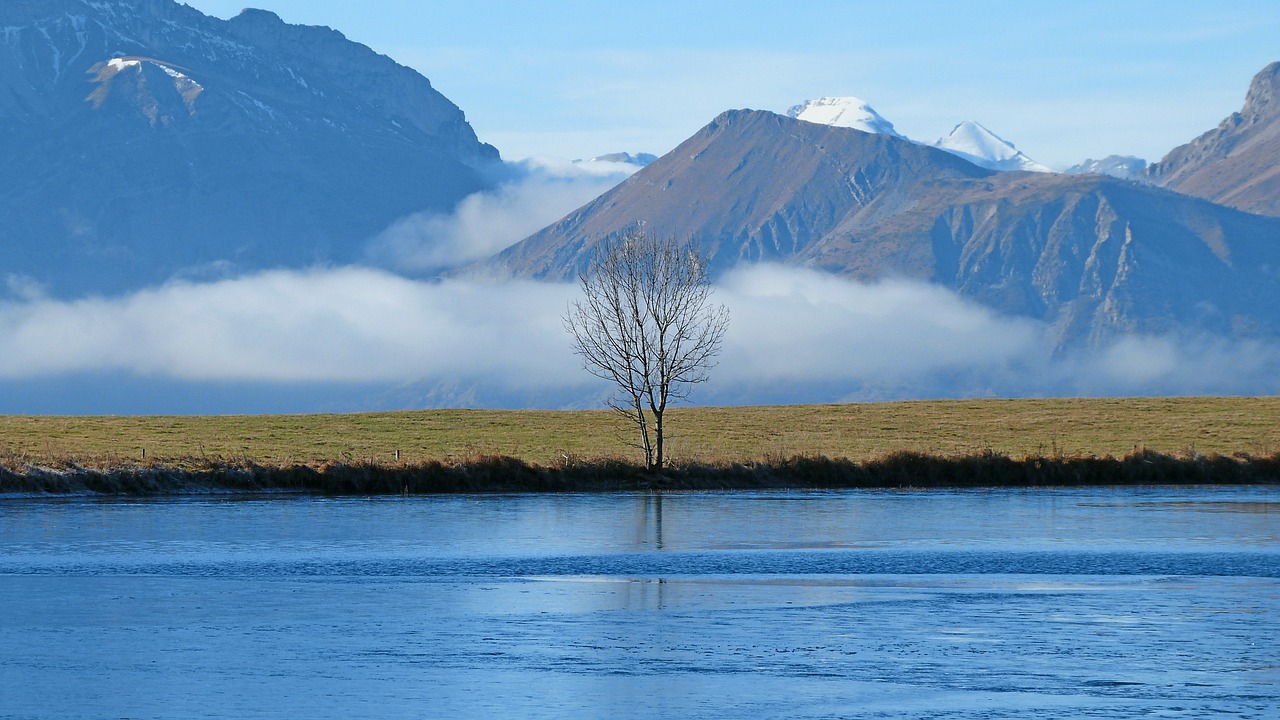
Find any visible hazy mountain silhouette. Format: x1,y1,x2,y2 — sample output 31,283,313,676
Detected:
1065,155,1148,179
0,0,498,295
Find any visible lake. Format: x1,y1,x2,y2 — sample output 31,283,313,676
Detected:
2,487,1278,719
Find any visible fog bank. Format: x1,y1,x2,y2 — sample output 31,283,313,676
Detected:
2,264,1277,414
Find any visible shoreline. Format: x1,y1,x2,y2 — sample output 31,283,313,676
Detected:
3,450,1278,497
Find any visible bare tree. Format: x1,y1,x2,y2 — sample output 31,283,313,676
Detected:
565,226,729,471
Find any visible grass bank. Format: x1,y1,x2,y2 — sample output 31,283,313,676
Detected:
1,450,1277,496
1,397,1277,495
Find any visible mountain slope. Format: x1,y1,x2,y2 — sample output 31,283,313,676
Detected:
488,110,1280,346
0,0,498,295
1146,62,1280,217
933,121,1051,173
488,109,991,278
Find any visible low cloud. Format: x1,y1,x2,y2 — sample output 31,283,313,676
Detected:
709,265,1280,402
713,266,1046,387
5,275,48,302
1,264,1277,412
0,268,581,387
364,157,638,274
1061,334,1280,397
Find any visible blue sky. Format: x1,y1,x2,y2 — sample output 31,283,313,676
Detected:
182,0,1280,168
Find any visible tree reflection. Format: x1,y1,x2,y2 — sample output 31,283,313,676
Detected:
638,492,664,550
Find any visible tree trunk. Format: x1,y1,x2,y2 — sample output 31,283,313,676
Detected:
653,408,664,471
637,405,654,470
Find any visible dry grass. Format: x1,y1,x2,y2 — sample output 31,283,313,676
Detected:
1,396,1277,471
3,449,1277,496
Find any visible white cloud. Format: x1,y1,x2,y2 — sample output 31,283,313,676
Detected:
364,157,637,273
713,266,1047,387
1062,334,1280,397
0,268,581,386
5,275,48,302
1,264,1277,410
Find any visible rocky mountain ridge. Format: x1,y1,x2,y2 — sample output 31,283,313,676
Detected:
0,0,498,295
1146,62,1280,217
487,109,1280,348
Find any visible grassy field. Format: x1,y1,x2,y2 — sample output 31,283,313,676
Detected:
1,396,1277,470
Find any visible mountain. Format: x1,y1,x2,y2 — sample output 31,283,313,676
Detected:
584,152,658,167
486,109,991,278
933,121,1051,173
788,98,1048,174
0,0,498,295
486,109,1280,347
1065,155,1148,179
787,96,904,138
1146,62,1280,217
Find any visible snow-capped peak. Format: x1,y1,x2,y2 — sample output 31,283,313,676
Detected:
786,97,905,138
933,121,1051,173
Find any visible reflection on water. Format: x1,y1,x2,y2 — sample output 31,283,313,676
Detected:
1,487,1278,719
636,492,665,550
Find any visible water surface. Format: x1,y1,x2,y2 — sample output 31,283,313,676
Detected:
2,488,1278,719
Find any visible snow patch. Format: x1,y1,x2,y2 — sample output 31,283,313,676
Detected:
36,25,62,79
1065,156,1148,179
933,121,1051,173
578,152,658,168
787,97,905,138
96,57,205,117
157,63,198,87
105,58,203,91
106,57,141,71
79,0,125,14
284,65,310,89
234,90,278,122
